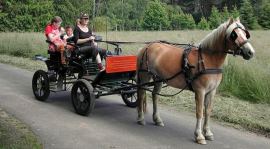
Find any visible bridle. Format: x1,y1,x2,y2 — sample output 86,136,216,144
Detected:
225,22,250,56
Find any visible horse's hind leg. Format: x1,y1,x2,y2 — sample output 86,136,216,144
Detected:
137,87,146,125
137,72,151,125
203,89,216,141
152,82,164,126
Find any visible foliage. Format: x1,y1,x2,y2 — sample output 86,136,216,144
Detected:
230,5,240,18
197,16,210,30
0,0,270,31
142,0,169,30
221,5,230,22
208,6,222,29
170,12,196,30
239,0,261,29
93,16,109,32
53,0,93,26
0,0,55,32
258,2,270,29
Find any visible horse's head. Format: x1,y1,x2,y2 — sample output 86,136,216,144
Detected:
225,18,255,60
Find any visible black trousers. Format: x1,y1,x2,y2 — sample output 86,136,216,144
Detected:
78,46,99,61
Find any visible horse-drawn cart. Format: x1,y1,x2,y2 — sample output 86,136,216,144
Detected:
32,42,138,116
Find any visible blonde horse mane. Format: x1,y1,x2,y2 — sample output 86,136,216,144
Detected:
199,19,232,53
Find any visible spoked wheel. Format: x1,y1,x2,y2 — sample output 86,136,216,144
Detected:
32,70,50,101
121,91,137,108
121,79,137,108
71,79,95,116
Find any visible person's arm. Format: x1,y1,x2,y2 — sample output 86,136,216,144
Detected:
48,33,61,42
77,37,93,44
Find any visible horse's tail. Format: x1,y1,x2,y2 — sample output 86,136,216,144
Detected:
143,98,147,113
137,46,149,113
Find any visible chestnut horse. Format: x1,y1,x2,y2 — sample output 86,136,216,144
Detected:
136,18,255,145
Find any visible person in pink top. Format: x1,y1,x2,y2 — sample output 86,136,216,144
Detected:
44,16,66,64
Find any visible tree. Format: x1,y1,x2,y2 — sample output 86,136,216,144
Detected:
54,0,93,27
0,0,55,32
221,6,230,22
197,16,210,30
208,6,222,29
142,0,169,30
258,2,270,29
93,16,110,32
230,5,240,19
239,0,260,29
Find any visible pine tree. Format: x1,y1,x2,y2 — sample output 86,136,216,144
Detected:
142,0,169,30
240,0,260,29
197,16,210,30
221,6,230,22
258,2,270,29
208,6,222,29
230,5,240,19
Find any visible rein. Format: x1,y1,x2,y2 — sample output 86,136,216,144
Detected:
96,40,188,47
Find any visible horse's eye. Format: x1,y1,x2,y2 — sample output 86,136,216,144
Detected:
230,31,237,41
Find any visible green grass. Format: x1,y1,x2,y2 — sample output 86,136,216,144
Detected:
0,32,47,58
0,108,42,149
157,88,270,138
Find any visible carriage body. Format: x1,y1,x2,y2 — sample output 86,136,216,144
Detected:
32,42,138,116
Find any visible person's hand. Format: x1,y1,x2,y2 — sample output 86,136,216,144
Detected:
89,36,95,41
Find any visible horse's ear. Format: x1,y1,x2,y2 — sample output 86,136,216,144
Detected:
228,17,234,25
235,17,240,23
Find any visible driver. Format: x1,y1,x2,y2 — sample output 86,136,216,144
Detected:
73,13,105,71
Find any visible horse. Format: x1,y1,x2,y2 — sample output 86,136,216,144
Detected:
136,18,255,145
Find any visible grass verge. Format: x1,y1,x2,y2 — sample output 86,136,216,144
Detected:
0,54,269,138
158,87,270,138
0,107,42,149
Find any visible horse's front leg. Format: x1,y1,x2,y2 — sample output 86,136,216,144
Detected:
152,82,164,126
194,91,207,145
203,89,216,141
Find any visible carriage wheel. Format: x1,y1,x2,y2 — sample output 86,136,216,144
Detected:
121,91,137,108
121,79,137,108
32,70,50,101
71,79,95,116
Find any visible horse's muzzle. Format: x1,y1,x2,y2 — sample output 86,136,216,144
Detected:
240,42,255,60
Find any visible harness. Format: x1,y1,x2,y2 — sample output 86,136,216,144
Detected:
138,42,223,93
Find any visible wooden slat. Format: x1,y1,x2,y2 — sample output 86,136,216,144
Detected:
105,55,137,73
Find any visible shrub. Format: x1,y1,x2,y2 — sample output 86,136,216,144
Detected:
142,0,169,30
197,16,210,30
93,16,110,32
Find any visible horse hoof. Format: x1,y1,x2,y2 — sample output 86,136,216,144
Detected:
137,120,145,126
155,122,165,127
196,139,207,145
205,135,214,141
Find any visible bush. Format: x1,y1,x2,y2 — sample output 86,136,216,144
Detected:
258,3,270,29
240,0,261,29
197,16,210,30
142,0,169,30
208,6,222,29
93,16,110,32
170,13,196,30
